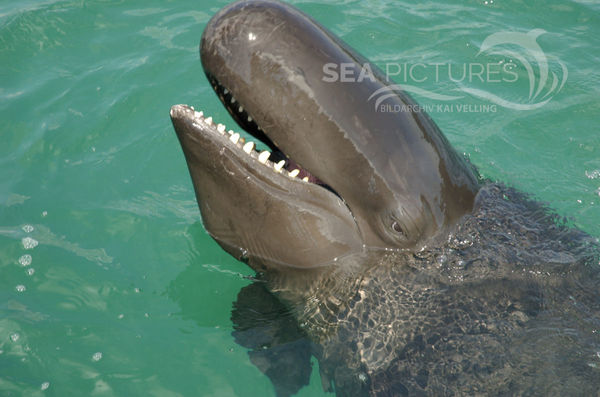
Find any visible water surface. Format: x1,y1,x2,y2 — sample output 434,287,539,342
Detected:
1,0,599,395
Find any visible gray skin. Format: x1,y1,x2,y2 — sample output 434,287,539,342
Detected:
171,104,364,269
172,0,479,271
170,1,600,396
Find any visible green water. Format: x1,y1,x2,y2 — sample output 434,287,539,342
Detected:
1,0,599,395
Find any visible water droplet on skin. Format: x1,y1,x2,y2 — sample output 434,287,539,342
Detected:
16,285,26,292
27,268,35,276
10,333,20,342
92,352,102,362
22,224,34,233
42,211,48,217
41,382,50,391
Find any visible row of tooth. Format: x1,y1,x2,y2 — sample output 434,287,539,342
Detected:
218,87,257,125
191,108,307,182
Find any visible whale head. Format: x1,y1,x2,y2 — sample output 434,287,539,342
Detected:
171,0,479,270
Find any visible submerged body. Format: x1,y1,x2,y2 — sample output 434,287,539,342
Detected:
233,184,599,396
170,1,600,395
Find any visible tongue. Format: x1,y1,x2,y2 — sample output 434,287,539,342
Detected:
270,150,324,185
284,157,325,185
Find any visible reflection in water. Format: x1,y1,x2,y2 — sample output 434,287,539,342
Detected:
232,282,313,397
166,221,251,329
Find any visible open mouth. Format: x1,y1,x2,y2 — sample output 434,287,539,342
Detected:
175,74,338,195
171,72,367,268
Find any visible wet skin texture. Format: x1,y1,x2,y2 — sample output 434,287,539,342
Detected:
170,1,600,395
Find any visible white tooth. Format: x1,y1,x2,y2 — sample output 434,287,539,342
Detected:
275,160,285,172
230,96,236,104
224,89,229,94
289,169,300,178
247,116,253,122
243,142,255,154
217,124,226,133
194,111,204,119
227,130,234,135
238,105,244,113
190,106,195,110
230,133,240,144
302,177,309,182
205,116,213,125
258,151,270,164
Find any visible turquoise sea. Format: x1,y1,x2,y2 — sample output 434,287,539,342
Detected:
1,0,599,395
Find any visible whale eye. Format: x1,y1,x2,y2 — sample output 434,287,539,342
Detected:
391,221,404,235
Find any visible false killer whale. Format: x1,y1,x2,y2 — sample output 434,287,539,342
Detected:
170,1,600,395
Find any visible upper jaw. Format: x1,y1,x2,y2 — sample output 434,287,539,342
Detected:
205,72,280,154
198,0,480,250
